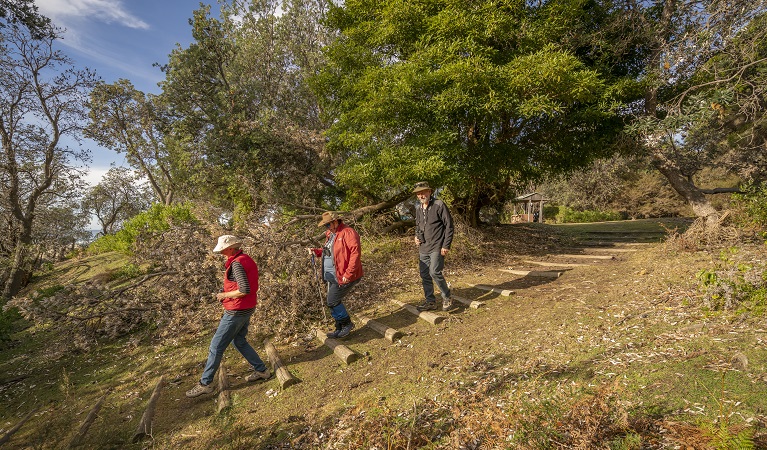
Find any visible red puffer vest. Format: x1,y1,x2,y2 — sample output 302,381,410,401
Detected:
222,251,259,310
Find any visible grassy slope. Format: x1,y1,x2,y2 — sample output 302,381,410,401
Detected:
1,219,766,449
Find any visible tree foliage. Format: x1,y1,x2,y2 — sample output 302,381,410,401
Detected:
316,0,636,225
0,0,51,38
621,0,767,224
0,24,97,299
158,0,337,219
83,167,152,236
86,80,177,205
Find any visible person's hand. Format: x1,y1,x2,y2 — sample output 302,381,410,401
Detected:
307,247,314,255
216,292,227,302
414,236,421,246
341,276,349,284
441,247,449,256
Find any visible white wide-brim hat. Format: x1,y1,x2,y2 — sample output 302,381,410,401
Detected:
213,235,242,253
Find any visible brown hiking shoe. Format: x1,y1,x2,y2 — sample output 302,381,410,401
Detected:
246,369,272,382
186,382,214,398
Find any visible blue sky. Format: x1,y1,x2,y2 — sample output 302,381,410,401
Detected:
36,0,220,184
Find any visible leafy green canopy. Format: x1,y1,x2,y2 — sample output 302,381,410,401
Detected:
88,203,198,255
317,0,633,219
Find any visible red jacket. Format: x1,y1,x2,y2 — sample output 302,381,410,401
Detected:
222,251,259,310
311,222,363,284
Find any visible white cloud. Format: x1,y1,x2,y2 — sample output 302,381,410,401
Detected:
36,0,149,29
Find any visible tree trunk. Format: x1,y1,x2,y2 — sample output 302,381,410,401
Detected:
2,240,31,300
653,161,719,225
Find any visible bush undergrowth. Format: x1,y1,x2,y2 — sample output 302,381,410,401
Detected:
88,203,198,255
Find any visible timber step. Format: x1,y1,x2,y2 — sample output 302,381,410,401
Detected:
314,328,359,364
555,253,615,260
452,294,485,309
468,284,515,296
523,260,590,268
391,299,445,325
355,314,403,342
500,268,565,278
264,339,300,389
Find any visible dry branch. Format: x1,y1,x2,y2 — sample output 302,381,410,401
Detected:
217,364,231,413
264,339,299,389
132,376,164,443
69,391,109,448
0,407,38,446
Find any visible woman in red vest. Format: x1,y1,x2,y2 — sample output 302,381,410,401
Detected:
186,235,271,398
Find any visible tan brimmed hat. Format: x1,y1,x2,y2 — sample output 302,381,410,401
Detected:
213,235,242,253
412,181,432,194
317,211,342,227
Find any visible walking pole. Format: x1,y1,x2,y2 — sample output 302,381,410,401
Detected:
310,252,328,321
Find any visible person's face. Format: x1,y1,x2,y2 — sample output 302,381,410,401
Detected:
416,190,431,204
220,246,238,257
327,220,340,232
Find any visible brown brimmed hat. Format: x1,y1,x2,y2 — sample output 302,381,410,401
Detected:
318,211,342,227
412,181,432,194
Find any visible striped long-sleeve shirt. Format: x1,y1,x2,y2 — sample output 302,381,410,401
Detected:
225,261,255,316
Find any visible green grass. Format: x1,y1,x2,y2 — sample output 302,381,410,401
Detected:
1,219,766,448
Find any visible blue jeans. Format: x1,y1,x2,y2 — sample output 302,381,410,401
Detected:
326,278,360,321
200,312,267,386
419,251,450,303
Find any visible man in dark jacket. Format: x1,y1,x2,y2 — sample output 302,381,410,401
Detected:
412,182,454,312
309,211,364,338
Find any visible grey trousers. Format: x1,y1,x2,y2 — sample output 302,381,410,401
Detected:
419,251,450,303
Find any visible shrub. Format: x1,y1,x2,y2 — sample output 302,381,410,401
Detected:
697,247,767,313
88,203,198,255
0,307,22,344
555,206,622,223
732,182,767,238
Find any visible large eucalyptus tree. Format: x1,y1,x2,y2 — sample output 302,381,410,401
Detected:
620,0,767,224
0,24,97,299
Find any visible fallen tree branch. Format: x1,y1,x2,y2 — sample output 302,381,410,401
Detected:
0,407,39,446
113,271,178,297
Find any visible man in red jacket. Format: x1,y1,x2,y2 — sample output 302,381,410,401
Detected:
186,235,271,398
309,212,364,338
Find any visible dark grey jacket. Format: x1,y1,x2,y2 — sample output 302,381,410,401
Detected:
415,198,454,255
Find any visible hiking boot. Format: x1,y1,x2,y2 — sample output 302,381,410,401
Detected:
246,369,272,382
186,382,214,398
442,298,453,311
336,321,355,339
326,321,342,338
416,300,437,312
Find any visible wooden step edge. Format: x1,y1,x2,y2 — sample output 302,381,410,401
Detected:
355,314,403,342
451,294,485,309
314,329,359,364
468,284,515,296
390,299,445,325
499,268,563,278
